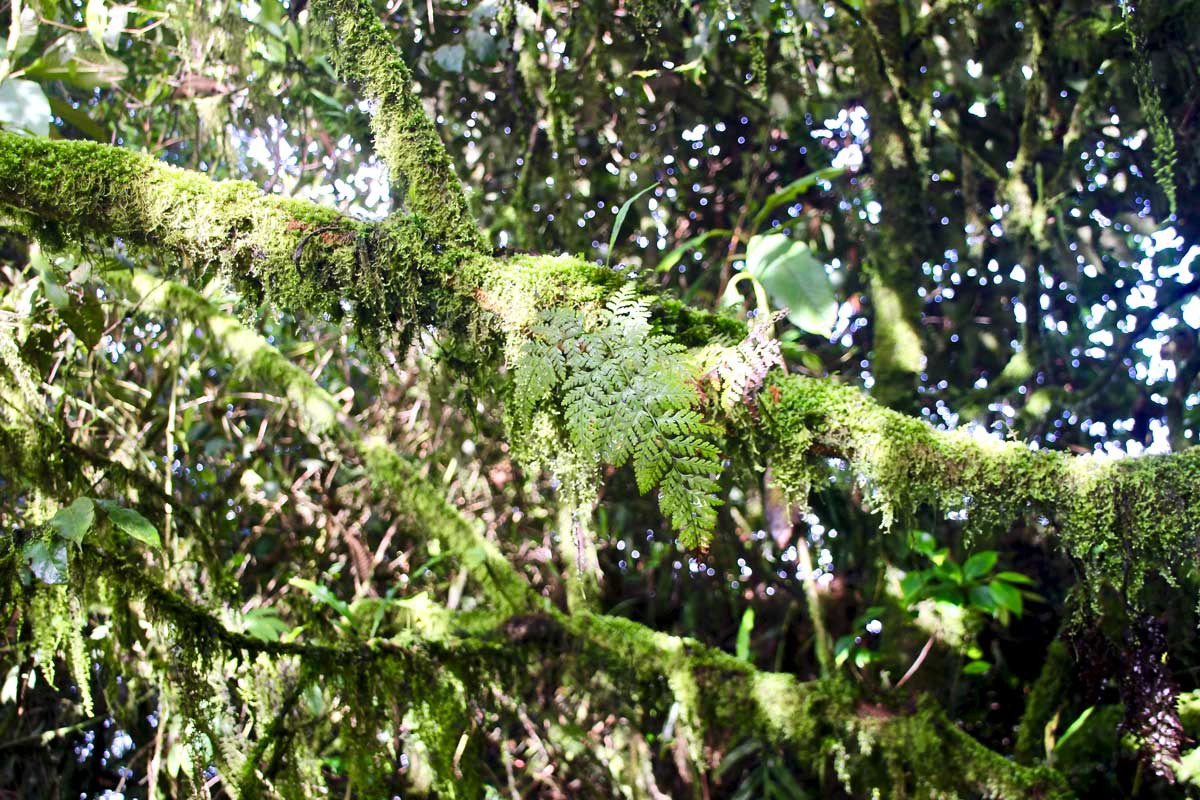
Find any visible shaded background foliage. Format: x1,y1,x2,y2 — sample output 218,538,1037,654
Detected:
2,0,1200,797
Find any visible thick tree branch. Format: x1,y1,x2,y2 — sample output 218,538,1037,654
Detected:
309,0,486,251
762,373,1200,604
0,131,462,349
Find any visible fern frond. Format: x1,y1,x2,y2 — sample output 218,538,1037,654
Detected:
510,287,726,547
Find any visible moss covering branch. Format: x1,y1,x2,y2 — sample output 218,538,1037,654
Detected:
309,0,486,251
0,131,464,349
5,130,1200,605
9,273,1077,796
762,373,1200,603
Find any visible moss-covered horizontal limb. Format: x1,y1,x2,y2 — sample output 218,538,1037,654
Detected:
763,373,1200,601
6,133,1200,605
309,0,486,251
0,132,464,348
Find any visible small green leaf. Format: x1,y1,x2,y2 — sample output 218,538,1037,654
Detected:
962,550,998,581
48,497,95,544
1054,706,1095,751
962,660,991,675
96,500,161,548
750,166,844,231
606,182,659,268
23,539,69,584
657,229,731,272
288,577,352,621
240,608,291,642
989,579,1023,617
735,606,755,662
853,648,879,668
994,570,1036,585
834,634,856,667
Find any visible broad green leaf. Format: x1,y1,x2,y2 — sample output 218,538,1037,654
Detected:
962,550,998,581
25,45,129,90
310,89,345,113
23,539,69,584
735,606,755,662
96,500,162,548
432,43,466,73
49,497,95,544
0,78,50,136
606,182,659,268
968,584,998,613
744,233,837,336
48,96,109,141
989,579,1023,617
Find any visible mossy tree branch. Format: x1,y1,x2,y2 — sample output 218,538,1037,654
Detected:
308,0,487,251
761,373,1200,603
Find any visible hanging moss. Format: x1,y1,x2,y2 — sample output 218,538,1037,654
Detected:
760,372,1200,609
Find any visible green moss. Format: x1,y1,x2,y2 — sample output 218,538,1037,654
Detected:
309,0,486,252
468,252,624,333
761,372,1200,609
362,440,543,614
0,132,463,351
